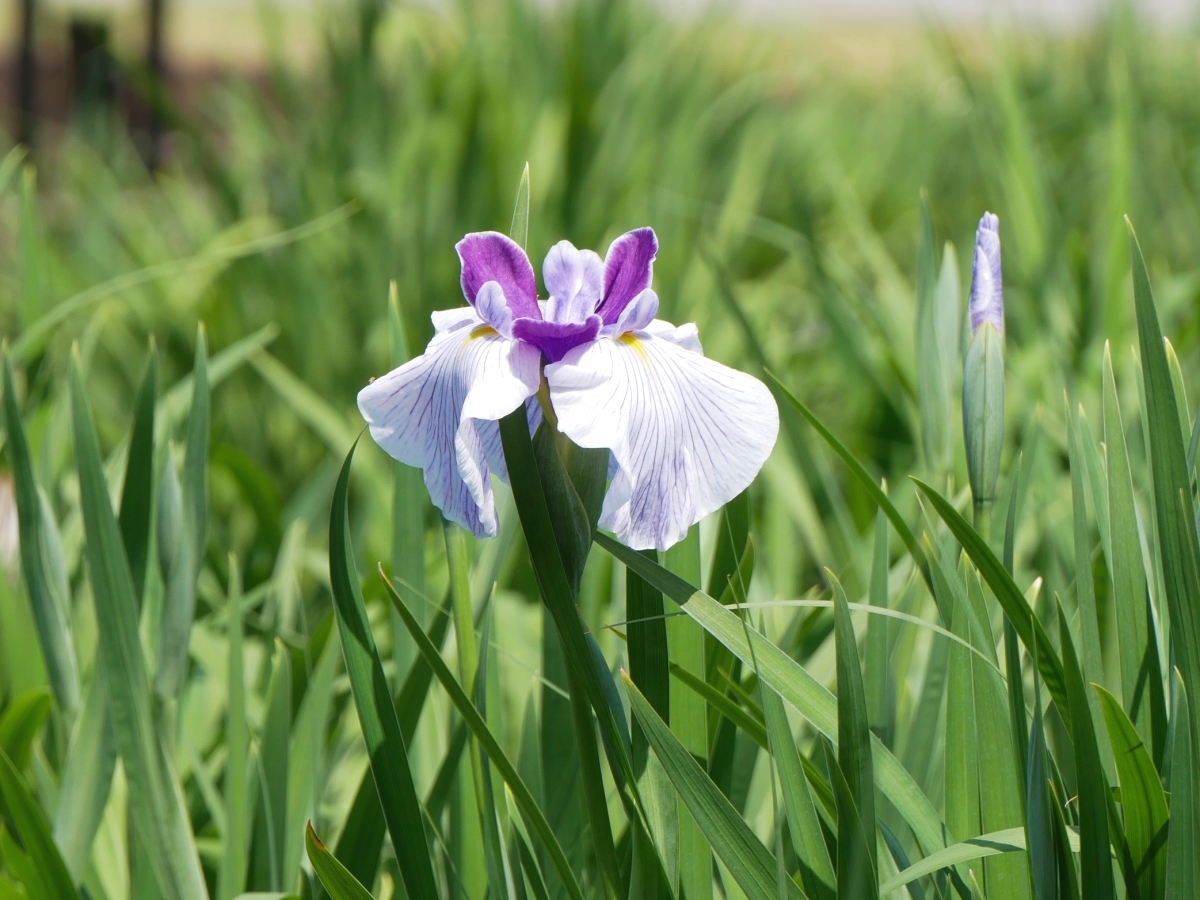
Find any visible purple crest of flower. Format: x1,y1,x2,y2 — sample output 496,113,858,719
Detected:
595,228,658,325
968,212,1003,333
456,232,541,320
512,315,602,362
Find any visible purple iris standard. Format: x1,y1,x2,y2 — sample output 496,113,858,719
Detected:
358,228,779,551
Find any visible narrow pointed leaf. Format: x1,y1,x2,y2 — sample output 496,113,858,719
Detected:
0,746,77,900
1127,221,1200,736
596,533,949,856
327,440,438,900
1095,685,1168,900
624,675,805,900
384,567,587,900
306,824,373,900
1059,603,1115,900
68,351,208,900
912,478,1069,727
2,357,80,715
1165,671,1196,899
118,344,157,602
156,326,209,698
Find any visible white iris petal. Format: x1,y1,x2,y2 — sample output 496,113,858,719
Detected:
358,309,541,538
545,319,779,550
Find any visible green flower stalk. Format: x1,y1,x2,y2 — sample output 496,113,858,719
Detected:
962,212,1004,529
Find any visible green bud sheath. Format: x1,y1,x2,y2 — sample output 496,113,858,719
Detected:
963,320,1004,505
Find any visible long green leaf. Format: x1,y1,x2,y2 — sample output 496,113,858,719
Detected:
596,533,949,856
0,689,50,772
52,663,116,882
1095,685,1168,900
250,640,291,892
665,527,712,900
1165,670,1196,899
118,342,157,603
832,574,878,897
766,374,932,594
1059,602,1115,900
2,357,80,716
1127,220,1200,735
156,326,209,698
880,828,1039,895
1102,344,1160,749
623,675,805,900
327,440,437,899
68,349,209,900
384,566,587,900
761,686,834,900
498,412,643,829
912,478,1070,727
0,746,77,900
305,823,373,900
220,557,249,900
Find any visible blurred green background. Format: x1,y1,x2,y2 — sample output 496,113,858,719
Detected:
1,0,1198,897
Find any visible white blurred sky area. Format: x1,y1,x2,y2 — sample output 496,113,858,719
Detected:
31,0,1200,27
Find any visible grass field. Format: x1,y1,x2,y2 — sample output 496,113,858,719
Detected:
0,0,1198,897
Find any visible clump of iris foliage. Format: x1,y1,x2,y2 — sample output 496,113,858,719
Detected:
0,0,1199,897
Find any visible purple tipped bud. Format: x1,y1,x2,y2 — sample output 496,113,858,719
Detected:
968,212,1003,334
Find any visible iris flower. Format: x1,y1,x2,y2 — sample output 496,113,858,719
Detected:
358,228,779,551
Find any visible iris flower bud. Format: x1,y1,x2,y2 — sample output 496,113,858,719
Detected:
962,212,1004,511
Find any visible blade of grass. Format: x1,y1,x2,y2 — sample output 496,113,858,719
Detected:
328,440,438,899
2,357,80,717
1164,670,1196,898
1094,685,1168,900
499,411,645,838
0,689,49,773
68,349,209,900
384,566,587,900
220,557,249,900
1059,601,1115,900
766,373,932,594
623,675,805,900
52,664,116,882
156,326,209,698
0,745,77,900
250,640,291,892
912,479,1069,727
597,533,949,856
118,342,157,604
1026,666,1055,900
305,823,373,900
866,502,892,746
762,686,834,900
1102,343,1159,748
627,550,676,900
1127,220,1200,736
831,574,878,897
665,526,711,900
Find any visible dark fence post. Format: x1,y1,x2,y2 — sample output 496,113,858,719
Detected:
16,0,36,147
145,0,166,169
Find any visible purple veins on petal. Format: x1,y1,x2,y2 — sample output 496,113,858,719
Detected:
968,212,1003,333
456,231,541,320
596,228,658,325
357,309,541,538
544,318,779,551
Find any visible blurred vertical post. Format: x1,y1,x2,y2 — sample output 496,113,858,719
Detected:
16,0,36,146
145,0,167,169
